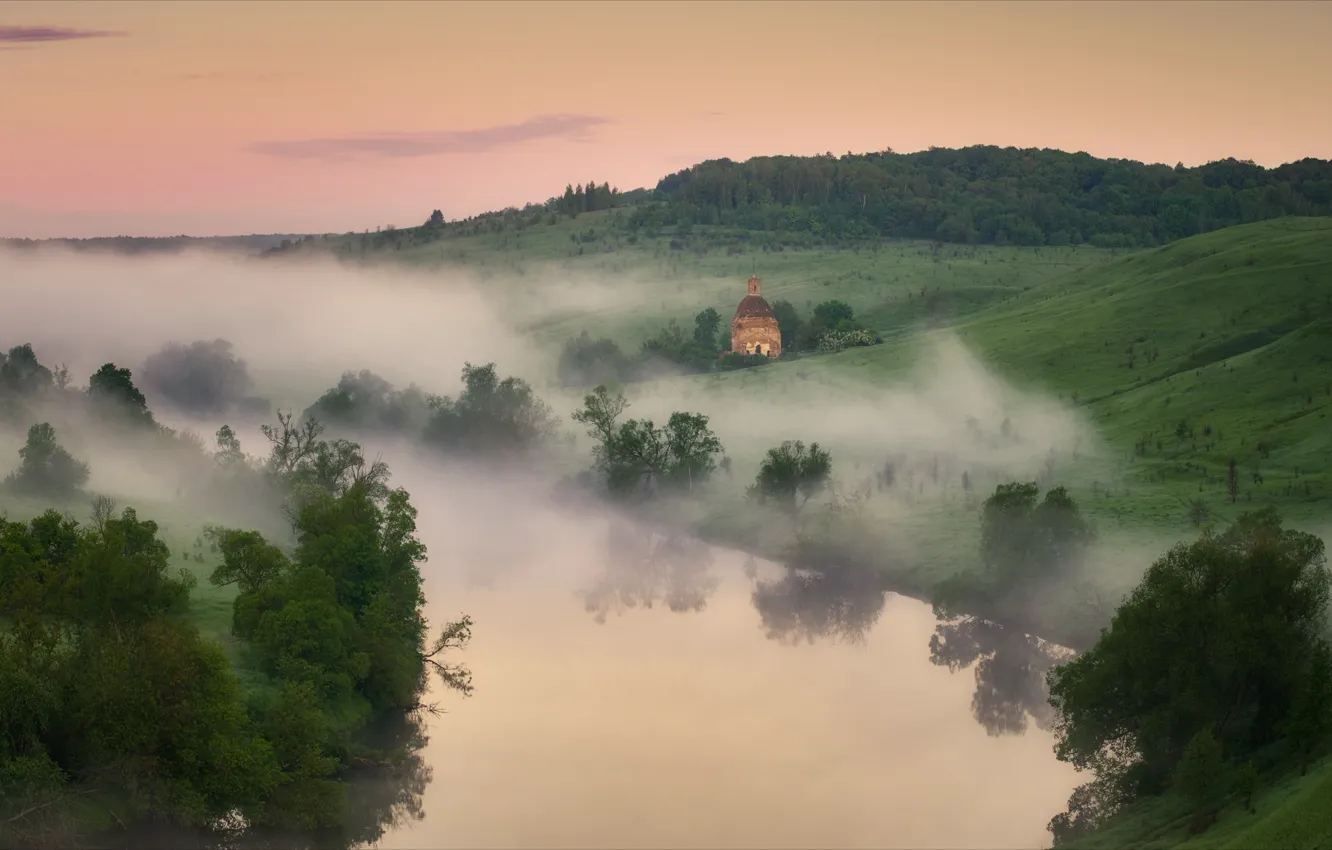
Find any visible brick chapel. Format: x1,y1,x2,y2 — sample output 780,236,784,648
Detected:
730,275,781,357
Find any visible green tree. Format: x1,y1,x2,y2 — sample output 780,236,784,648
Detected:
1286,639,1332,775
424,362,556,455
1174,729,1226,825
693,307,722,351
557,331,632,388
0,344,53,397
770,299,803,351
981,483,1093,586
572,385,725,498
752,440,832,515
140,339,255,415
4,422,90,498
87,363,154,425
812,299,855,328
1046,509,1329,803
1234,761,1259,812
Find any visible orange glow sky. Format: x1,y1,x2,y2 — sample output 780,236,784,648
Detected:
2,0,1330,238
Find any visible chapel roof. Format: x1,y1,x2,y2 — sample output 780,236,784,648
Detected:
733,294,776,320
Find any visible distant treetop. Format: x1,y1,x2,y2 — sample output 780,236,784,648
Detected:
636,146,1332,248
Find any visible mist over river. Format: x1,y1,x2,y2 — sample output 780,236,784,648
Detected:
355,466,1082,850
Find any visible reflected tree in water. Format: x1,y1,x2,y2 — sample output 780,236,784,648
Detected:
583,520,720,623
750,562,891,646
929,615,1071,736
92,711,435,850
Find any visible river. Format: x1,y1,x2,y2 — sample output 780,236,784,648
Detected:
360,478,1081,850
96,449,1082,850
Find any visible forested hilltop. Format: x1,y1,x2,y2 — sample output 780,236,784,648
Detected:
644,147,1332,247
267,146,1332,260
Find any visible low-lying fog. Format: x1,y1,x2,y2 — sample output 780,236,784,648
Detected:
378,459,1081,850
2,246,1104,848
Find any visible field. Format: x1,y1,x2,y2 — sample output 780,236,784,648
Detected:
3,211,1330,849
324,214,1332,849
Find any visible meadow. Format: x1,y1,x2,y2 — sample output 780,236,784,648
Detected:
4,206,1329,848
289,212,1332,589
290,212,1332,849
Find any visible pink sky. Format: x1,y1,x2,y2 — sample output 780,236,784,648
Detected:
2,0,1330,239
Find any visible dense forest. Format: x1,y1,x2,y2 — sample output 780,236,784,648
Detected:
257,146,1332,258
638,147,1332,247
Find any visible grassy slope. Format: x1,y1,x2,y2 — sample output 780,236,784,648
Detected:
368,214,1332,850
3,213,1329,847
276,214,1332,592
1065,754,1332,849
959,216,1332,527
319,208,1118,346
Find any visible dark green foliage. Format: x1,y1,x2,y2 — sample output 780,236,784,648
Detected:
693,307,723,351
715,352,770,371
4,422,90,498
1046,509,1330,806
0,344,56,423
87,362,155,426
1047,780,1118,846
980,483,1094,585
751,440,832,515
0,508,272,831
935,482,1094,618
770,299,803,351
640,147,1332,247
0,344,54,397
558,181,624,216
780,300,876,354
304,369,433,435
1235,760,1259,812
1175,729,1227,820
636,319,718,375
0,427,472,841
1286,640,1332,774
812,300,855,328
557,331,634,387
572,385,725,499
423,362,557,456
140,338,257,415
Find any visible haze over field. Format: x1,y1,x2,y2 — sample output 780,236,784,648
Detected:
4,2,1332,848
0,242,1096,848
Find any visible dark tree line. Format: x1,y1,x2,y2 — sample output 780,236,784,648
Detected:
633,146,1332,247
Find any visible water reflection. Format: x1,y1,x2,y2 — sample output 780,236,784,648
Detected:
750,561,892,646
582,521,720,623
91,711,432,850
928,615,1068,737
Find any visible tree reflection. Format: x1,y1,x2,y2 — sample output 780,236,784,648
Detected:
750,563,891,645
92,710,434,850
928,615,1070,736
582,520,720,623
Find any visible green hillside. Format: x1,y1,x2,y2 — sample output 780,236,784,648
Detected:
666,218,1331,543
278,206,1118,347
1065,753,1332,849
954,217,1331,530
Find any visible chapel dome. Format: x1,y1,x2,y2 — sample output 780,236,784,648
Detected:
733,293,775,320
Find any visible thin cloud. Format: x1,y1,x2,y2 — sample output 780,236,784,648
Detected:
178,70,298,82
0,25,126,43
247,113,611,161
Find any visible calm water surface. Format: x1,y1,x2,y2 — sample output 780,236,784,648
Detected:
365,484,1080,850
